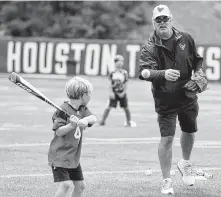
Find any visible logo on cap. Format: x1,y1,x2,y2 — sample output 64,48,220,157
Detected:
157,7,164,12
153,4,171,19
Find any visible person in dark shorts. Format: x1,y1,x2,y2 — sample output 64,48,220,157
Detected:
99,54,136,127
48,76,97,197
139,4,208,195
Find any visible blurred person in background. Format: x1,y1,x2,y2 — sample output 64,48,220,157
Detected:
99,54,136,127
139,4,208,195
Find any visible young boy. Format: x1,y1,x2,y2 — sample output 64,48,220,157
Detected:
99,54,136,127
48,76,97,197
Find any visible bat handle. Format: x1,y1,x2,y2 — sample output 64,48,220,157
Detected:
65,111,92,127
64,112,80,121
65,113,70,118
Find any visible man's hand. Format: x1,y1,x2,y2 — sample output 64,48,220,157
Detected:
165,69,180,81
184,80,199,92
77,118,88,130
141,69,150,79
70,115,79,127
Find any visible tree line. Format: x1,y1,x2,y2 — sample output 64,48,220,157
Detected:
0,1,156,39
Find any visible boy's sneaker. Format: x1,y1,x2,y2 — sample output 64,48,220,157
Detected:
99,121,106,126
161,179,174,195
177,159,195,186
124,120,136,127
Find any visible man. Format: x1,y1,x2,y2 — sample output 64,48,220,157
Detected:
139,4,208,195
100,55,136,127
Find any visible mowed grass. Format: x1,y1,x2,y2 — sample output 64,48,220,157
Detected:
0,74,221,197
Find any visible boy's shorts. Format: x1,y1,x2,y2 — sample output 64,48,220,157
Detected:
51,164,84,182
157,102,199,137
108,94,128,108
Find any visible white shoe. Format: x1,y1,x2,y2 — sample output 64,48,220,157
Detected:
161,179,174,195
177,159,195,186
124,121,136,127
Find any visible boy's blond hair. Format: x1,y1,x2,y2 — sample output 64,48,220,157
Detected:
65,76,93,99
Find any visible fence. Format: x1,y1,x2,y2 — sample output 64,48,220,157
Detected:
0,37,220,82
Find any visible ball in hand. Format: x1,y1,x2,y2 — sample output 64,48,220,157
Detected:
141,69,150,78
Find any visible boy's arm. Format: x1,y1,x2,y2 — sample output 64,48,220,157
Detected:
83,115,97,125
124,82,128,92
116,71,128,97
81,107,97,127
123,71,129,93
55,123,76,137
108,72,115,98
52,110,78,137
77,114,97,130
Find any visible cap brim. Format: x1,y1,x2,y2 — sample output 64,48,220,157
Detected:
153,13,170,19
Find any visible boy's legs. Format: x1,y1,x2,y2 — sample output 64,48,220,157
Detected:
120,95,130,121
52,167,73,197
71,181,86,197
100,97,117,125
120,94,136,127
69,164,85,197
55,181,72,197
52,165,84,197
123,108,131,124
100,107,111,125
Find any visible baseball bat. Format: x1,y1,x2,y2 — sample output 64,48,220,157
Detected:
8,72,71,118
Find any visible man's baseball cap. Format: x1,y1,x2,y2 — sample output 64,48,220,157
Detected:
152,5,172,19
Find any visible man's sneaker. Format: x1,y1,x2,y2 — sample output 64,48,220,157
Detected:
177,159,195,186
124,121,136,127
161,179,174,195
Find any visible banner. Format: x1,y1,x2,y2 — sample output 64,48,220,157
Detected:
0,37,220,81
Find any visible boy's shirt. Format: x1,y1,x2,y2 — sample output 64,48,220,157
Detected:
109,69,128,94
48,101,92,169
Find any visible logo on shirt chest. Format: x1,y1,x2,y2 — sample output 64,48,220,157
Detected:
112,72,125,82
179,43,186,50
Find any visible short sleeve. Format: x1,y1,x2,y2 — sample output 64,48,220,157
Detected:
83,107,93,118
109,72,113,80
124,71,129,82
52,110,68,131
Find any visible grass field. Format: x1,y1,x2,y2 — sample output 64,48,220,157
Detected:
0,74,221,197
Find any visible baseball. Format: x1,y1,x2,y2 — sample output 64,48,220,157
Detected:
170,171,175,176
141,69,150,79
145,169,153,176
